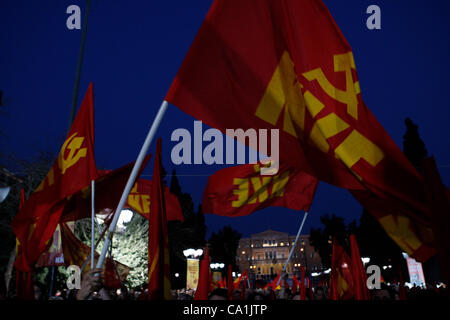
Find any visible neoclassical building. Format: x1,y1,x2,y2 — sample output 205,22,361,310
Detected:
236,229,322,280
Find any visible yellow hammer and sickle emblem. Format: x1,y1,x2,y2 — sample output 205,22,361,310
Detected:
255,51,384,173
58,132,87,174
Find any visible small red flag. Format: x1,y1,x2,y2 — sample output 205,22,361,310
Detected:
292,274,299,295
203,162,318,217
147,138,171,300
300,266,306,300
194,248,211,300
227,265,234,300
329,239,354,300
126,178,183,222
349,235,370,300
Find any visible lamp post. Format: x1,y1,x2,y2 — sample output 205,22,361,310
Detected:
183,248,204,290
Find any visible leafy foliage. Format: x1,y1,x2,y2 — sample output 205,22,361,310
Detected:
208,225,242,271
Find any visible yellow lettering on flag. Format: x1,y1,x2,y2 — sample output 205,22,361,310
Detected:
232,178,249,208
128,195,143,212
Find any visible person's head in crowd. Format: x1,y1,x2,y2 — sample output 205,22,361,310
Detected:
312,286,326,300
371,284,393,300
209,288,228,300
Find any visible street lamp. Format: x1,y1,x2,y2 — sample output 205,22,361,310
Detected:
183,248,203,259
183,248,204,290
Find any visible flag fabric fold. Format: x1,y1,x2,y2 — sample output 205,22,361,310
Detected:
329,239,354,300
349,234,370,300
194,248,211,300
147,138,171,300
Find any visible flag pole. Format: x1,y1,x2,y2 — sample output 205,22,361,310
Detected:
91,180,95,268
277,211,309,286
95,100,169,269
68,0,92,126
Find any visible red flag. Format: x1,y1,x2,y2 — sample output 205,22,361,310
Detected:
300,266,306,300
227,265,234,300
60,156,151,222
329,239,354,300
15,189,34,300
233,269,249,289
349,235,370,300
269,272,281,290
165,0,435,261
194,248,211,300
292,274,299,295
126,178,183,222
147,138,171,300
12,83,97,273
203,162,318,217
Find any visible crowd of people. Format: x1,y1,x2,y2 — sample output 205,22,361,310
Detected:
1,268,447,301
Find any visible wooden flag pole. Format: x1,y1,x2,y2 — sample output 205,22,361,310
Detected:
95,100,169,269
277,211,309,287
91,180,95,268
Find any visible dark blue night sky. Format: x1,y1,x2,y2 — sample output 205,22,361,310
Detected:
1,0,449,239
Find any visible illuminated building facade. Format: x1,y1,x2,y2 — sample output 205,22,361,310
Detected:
236,229,322,280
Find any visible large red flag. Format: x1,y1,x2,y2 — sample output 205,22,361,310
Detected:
329,239,354,300
126,178,184,222
203,162,317,217
12,83,97,273
194,248,211,300
349,235,370,300
165,0,435,261
147,138,171,300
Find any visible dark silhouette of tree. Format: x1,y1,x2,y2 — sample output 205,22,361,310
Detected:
357,209,405,281
308,214,355,269
167,169,206,288
208,225,242,271
403,117,428,172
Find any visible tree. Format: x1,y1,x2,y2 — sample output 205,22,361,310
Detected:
75,213,149,289
403,117,428,173
0,151,55,294
308,214,356,269
208,225,242,271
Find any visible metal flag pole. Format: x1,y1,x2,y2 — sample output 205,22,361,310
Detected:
277,211,309,287
95,100,169,269
91,180,95,268
68,0,92,127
